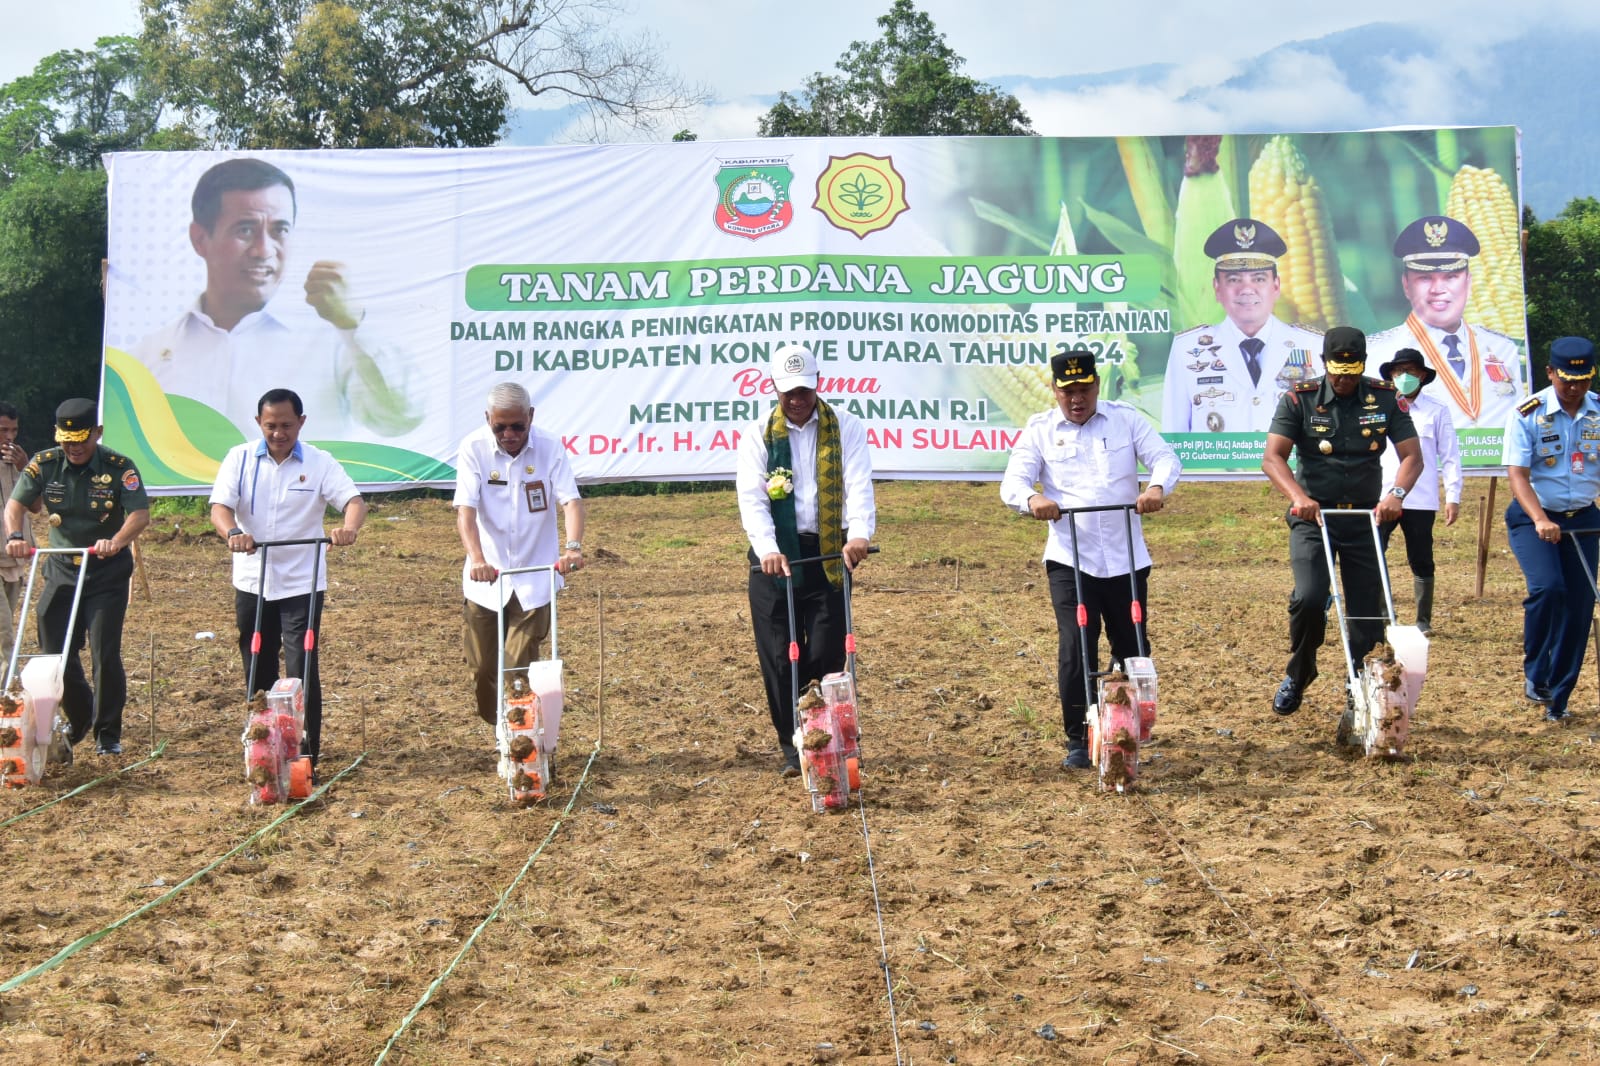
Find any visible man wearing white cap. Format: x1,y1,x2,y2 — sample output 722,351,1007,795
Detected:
736,344,876,777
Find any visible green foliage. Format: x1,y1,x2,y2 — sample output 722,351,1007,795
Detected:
758,0,1032,138
1523,198,1600,373
140,0,705,148
0,37,182,438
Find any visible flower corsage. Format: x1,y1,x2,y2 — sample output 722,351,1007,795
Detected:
765,466,794,501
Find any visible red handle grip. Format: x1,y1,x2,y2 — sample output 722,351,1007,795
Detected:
788,641,799,663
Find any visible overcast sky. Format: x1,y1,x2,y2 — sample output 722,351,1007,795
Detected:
7,0,1599,141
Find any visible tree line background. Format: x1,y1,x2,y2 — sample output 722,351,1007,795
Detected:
1,0,1591,448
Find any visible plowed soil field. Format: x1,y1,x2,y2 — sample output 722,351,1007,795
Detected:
2,479,1597,1066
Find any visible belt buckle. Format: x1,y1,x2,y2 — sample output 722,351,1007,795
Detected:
1333,503,1356,510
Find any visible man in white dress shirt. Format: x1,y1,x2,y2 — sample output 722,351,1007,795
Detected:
1003,349,1182,770
1378,348,1463,635
1367,215,1525,431
210,388,367,770
736,344,875,777
454,382,584,729
134,158,422,441
1162,218,1323,434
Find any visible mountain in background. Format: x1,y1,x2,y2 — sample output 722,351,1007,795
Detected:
998,22,1599,218
503,21,1596,218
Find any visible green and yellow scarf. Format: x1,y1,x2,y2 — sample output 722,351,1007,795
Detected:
764,400,844,587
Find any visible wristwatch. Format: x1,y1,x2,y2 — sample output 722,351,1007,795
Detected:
227,527,245,538
6,531,23,542
565,540,582,552
1390,487,1408,499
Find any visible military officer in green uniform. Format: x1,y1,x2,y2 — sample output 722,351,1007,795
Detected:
1261,327,1423,717
4,399,150,760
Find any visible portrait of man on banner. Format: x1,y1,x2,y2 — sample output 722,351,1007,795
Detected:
129,157,424,442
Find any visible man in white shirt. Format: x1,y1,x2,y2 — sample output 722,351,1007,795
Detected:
210,388,366,770
134,157,422,442
1003,349,1181,770
736,344,875,777
1162,218,1323,434
1367,215,1525,431
1378,348,1463,635
454,382,584,729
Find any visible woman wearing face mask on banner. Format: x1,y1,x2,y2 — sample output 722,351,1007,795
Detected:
1378,347,1463,635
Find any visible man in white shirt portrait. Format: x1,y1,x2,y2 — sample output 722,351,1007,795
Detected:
209,388,367,771
1002,349,1181,770
134,158,422,442
454,382,585,731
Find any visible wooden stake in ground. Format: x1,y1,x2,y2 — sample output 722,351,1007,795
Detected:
130,540,151,602
1475,476,1497,598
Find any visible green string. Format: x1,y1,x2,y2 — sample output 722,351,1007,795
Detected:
0,741,168,831
0,752,364,994
373,745,599,1066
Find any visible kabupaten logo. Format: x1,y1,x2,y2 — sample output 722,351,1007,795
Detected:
814,153,908,239
714,158,794,241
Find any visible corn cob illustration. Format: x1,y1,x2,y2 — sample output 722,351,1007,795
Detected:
1246,136,1346,331
975,204,1143,426
1445,164,1526,341
1172,135,1235,331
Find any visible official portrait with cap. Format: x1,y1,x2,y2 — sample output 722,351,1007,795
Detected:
1367,214,1526,430
4,397,151,761
1502,335,1600,722
1161,218,1324,434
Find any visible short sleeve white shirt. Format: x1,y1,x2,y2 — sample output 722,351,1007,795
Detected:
453,424,581,611
209,439,361,599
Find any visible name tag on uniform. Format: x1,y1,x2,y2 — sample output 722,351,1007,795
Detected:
524,480,548,513
487,475,507,486
1309,415,1333,431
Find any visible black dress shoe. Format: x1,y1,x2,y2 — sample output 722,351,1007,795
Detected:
1273,677,1303,716
95,741,122,756
1061,747,1092,770
1524,679,1552,704
1544,705,1569,723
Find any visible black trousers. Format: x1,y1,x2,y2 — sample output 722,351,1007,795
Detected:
747,534,846,752
1046,560,1150,748
37,551,132,747
1379,508,1437,578
236,589,326,764
1285,511,1384,688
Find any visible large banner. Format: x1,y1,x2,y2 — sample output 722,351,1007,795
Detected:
102,128,1526,490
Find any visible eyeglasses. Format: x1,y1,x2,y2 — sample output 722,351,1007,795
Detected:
491,422,528,434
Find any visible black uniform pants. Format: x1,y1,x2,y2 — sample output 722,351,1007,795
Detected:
37,551,132,747
1379,508,1437,579
236,589,325,765
1285,510,1384,689
1046,560,1150,748
747,534,846,753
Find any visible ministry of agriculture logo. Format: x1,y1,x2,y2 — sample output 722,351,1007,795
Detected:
714,158,794,240
814,153,909,239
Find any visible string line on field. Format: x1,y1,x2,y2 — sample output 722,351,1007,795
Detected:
1137,794,1374,1066
373,743,601,1066
852,789,905,1066
0,752,363,995
1453,786,1600,881
0,741,168,832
